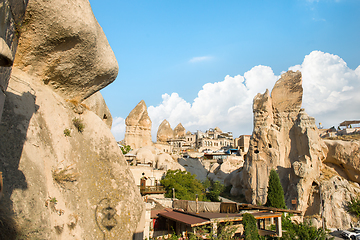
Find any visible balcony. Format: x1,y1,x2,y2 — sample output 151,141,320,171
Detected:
138,185,166,195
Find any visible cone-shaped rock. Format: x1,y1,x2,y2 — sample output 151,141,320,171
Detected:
124,100,152,149
174,123,186,138
157,119,174,143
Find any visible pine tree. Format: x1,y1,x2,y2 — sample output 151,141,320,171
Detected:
265,169,286,209
242,213,260,240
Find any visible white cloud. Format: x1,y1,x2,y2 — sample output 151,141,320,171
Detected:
289,50,360,128
147,66,279,140
111,117,125,141
189,56,213,63
111,51,360,141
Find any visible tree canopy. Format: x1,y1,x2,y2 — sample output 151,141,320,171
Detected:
160,170,206,201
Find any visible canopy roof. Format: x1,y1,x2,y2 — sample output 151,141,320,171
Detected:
340,120,360,127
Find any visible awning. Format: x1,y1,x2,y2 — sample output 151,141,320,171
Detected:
159,211,211,227
340,120,360,127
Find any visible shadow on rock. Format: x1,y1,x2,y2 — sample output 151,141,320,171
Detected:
0,91,38,239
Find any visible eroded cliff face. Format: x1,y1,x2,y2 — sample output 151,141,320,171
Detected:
227,70,360,229
231,71,328,212
0,0,143,239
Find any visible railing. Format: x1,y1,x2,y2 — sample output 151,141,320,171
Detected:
138,185,166,195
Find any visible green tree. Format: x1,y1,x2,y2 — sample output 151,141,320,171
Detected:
120,145,131,155
265,169,286,209
242,213,260,240
203,178,225,202
160,170,206,201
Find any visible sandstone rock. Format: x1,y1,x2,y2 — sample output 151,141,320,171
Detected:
157,119,173,143
0,0,28,120
178,157,208,181
228,70,328,214
83,91,113,129
174,123,186,139
323,139,360,184
0,68,143,239
0,1,144,238
271,70,302,112
131,146,184,171
318,166,360,229
207,156,244,184
156,153,184,171
13,0,118,102
124,100,152,149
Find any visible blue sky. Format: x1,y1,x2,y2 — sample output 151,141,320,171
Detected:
88,0,360,141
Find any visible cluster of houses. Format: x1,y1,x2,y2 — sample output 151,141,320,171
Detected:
319,120,360,138
155,127,251,156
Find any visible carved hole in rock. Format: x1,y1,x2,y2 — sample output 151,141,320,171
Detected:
103,114,107,120
268,144,272,148
305,182,320,216
254,149,259,154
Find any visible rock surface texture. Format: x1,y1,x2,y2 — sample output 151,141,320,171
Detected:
0,1,143,239
157,119,174,143
124,100,152,149
0,0,28,120
83,91,113,129
227,70,360,229
174,123,186,139
230,71,328,211
13,0,118,103
323,139,360,183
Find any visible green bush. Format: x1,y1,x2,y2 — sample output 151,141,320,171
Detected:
280,215,330,240
120,145,132,155
265,169,286,209
203,179,225,202
161,170,206,201
72,117,85,133
242,213,260,240
347,196,360,217
63,128,71,137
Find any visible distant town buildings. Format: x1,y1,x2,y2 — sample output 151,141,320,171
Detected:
320,120,360,138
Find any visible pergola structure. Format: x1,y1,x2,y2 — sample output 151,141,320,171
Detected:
158,209,283,238
340,120,360,127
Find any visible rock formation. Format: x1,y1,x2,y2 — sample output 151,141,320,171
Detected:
124,100,152,149
83,91,113,129
130,146,184,171
157,119,174,143
323,139,360,183
207,156,244,183
230,71,328,212
0,1,143,239
0,0,29,120
13,0,118,103
174,123,186,139
226,70,360,229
